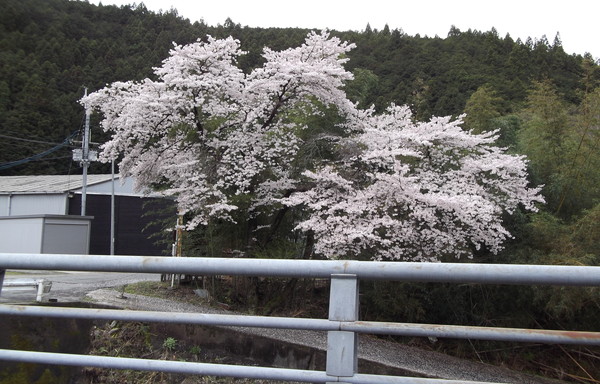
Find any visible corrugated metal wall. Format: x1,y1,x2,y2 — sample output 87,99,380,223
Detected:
69,194,175,256
1,194,68,216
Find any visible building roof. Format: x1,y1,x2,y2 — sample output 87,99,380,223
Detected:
0,175,116,194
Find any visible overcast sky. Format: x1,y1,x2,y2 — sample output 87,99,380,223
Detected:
92,0,598,59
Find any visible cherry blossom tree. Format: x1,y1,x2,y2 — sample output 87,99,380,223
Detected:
85,31,355,228
282,105,543,261
84,31,543,262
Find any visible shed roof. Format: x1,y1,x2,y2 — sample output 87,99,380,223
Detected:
0,175,116,194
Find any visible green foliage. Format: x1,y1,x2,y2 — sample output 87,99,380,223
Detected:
361,281,536,329
524,205,600,267
518,80,571,185
505,205,600,333
557,86,600,214
518,80,600,218
463,85,502,134
533,285,600,330
344,68,380,108
189,345,202,355
360,281,427,323
162,337,178,351
2,2,600,371
490,114,521,150
571,203,600,258
1,0,594,176
0,0,209,175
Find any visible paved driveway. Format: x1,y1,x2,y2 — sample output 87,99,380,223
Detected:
1,270,159,303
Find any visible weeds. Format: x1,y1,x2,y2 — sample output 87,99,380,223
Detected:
83,321,296,383
162,337,177,351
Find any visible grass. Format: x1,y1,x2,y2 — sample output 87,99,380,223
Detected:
123,281,170,297
4,271,28,276
122,280,215,307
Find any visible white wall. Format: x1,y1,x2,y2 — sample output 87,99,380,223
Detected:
0,195,8,216
0,216,44,253
4,194,68,216
82,177,142,196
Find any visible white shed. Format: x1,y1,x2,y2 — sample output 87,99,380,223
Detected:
0,214,92,254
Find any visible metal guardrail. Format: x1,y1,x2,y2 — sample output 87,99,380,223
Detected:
2,278,52,302
1,253,600,384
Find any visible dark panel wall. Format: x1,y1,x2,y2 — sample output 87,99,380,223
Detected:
69,194,175,255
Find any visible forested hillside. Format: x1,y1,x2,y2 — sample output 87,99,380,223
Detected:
1,0,596,175
2,0,600,378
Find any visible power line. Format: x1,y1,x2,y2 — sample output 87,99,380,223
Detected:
0,130,79,171
35,155,75,162
0,140,60,151
0,133,78,147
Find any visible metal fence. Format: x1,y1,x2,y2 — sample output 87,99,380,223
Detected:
1,253,600,384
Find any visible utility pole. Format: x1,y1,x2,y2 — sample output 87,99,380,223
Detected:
110,159,115,255
81,88,91,216
73,88,96,216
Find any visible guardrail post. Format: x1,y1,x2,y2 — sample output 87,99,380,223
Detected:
326,274,358,384
36,279,51,302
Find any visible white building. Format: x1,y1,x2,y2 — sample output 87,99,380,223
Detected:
0,175,174,255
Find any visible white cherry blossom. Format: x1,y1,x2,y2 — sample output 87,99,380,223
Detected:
84,32,543,261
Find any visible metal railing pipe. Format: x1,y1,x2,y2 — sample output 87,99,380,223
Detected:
342,321,600,346
2,253,599,384
0,349,330,383
3,304,599,346
0,349,505,384
0,304,334,331
347,374,506,384
2,253,600,286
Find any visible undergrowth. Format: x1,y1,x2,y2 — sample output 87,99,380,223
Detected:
83,320,300,384
105,279,600,384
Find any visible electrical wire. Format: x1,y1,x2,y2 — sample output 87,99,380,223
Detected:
0,130,79,171
1,91,90,172
0,133,79,147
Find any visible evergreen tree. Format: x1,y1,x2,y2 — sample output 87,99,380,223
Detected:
518,80,570,186
463,85,502,134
